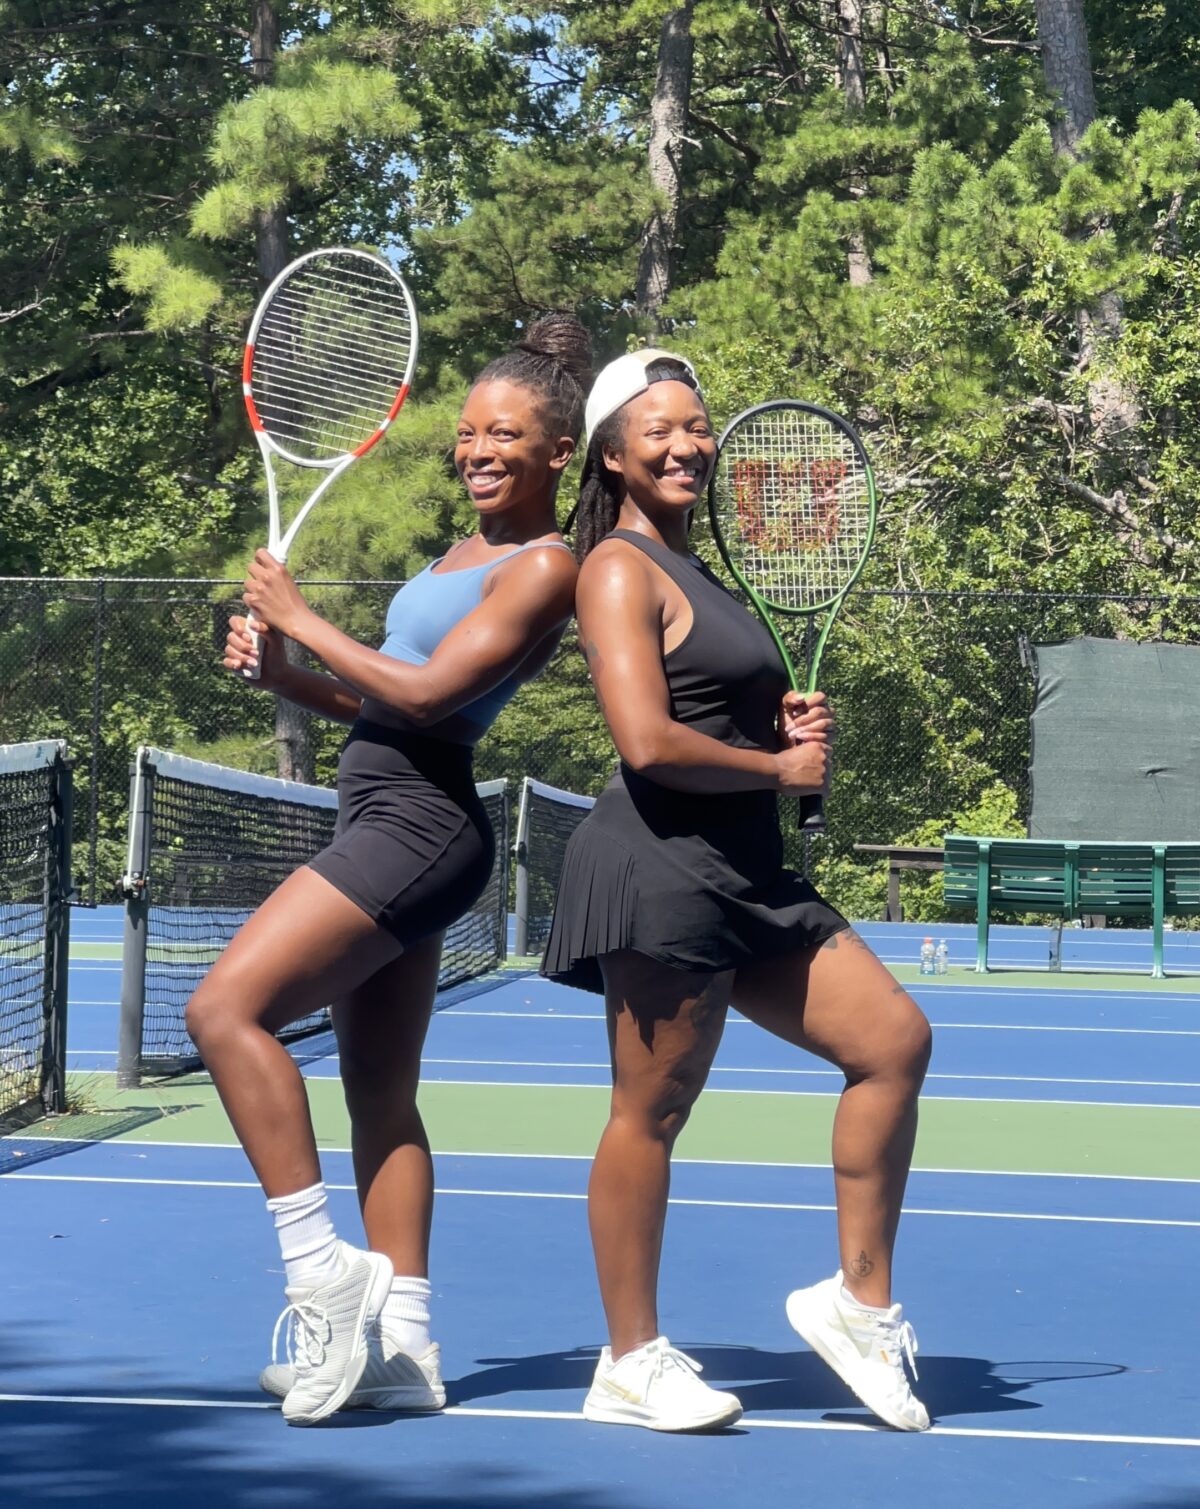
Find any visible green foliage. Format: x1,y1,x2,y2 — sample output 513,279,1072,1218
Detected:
416,145,653,365
110,244,226,332
9,0,1200,883
0,102,78,164
193,59,419,239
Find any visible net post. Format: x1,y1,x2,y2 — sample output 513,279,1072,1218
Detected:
86,577,106,907
40,747,74,1115
513,777,532,958
495,780,511,964
117,750,154,1090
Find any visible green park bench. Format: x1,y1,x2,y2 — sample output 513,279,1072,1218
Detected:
942,835,1200,978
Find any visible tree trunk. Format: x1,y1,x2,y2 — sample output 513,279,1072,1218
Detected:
1032,0,1096,159
1033,0,1142,477
250,3,288,293
635,4,694,328
251,0,314,783
834,0,872,286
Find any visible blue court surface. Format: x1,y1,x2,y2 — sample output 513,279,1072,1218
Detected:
2,913,1198,1508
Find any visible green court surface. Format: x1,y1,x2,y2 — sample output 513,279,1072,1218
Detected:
35,1067,1200,1181
889,963,1200,992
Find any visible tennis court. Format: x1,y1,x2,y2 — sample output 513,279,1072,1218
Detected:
2,911,1197,1509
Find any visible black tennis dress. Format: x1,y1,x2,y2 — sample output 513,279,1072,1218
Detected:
541,530,848,995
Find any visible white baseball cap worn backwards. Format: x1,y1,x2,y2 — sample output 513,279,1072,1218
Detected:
584,349,701,441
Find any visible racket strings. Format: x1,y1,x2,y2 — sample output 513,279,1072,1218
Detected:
714,411,872,610
250,256,415,460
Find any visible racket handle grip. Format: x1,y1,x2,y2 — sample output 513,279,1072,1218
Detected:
797,794,826,833
240,623,264,682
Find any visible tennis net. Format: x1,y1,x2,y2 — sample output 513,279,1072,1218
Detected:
117,746,508,1085
512,776,595,957
0,741,72,1126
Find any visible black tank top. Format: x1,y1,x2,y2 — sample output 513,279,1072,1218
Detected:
606,529,788,755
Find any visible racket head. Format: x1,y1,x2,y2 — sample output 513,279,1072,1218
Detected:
707,400,876,615
242,247,418,469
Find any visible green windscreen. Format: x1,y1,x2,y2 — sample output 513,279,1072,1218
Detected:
1028,636,1200,841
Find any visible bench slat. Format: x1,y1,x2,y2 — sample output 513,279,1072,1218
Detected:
941,834,1200,978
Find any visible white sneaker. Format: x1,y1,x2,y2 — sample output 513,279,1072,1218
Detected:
582,1337,742,1432
260,1329,445,1411
785,1271,930,1431
270,1241,393,1425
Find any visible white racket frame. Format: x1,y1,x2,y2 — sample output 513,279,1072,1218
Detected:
240,245,419,679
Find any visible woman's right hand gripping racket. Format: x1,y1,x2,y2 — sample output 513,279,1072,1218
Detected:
240,246,419,679
707,400,877,833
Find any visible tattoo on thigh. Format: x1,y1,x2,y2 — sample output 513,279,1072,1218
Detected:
688,981,727,1035
848,1250,875,1279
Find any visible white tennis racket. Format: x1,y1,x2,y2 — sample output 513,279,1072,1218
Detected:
240,246,419,679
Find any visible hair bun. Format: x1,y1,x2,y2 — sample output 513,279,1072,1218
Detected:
517,313,594,392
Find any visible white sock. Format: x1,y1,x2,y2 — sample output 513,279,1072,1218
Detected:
266,1181,342,1292
841,1282,892,1317
381,1275,433,1356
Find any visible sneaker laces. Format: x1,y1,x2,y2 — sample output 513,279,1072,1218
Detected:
650,1344,705,1385
271,1297,332,1372
877,1316,920,1382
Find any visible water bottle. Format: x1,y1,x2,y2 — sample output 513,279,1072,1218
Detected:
919,937,935,975
935,939,949,976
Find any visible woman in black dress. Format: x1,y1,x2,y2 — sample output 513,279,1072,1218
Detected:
543,350,932,1434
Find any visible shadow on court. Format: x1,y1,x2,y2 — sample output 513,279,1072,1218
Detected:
0,1321,618,1509
451,1344,1128,1423
0,1106,194,1174
0,1398,621,1509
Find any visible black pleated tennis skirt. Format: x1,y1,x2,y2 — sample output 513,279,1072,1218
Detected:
307,720,494,945
541,767,848,995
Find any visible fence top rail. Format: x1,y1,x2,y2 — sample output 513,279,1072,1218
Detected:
0,576,406,588
3,577,1197,607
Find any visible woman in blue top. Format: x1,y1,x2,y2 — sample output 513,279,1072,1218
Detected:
186,315,591,1425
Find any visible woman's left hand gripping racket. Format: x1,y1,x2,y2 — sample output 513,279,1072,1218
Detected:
240,246,419,679
707,400,877,833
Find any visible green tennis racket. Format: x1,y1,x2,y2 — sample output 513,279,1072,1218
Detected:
707,399,878,833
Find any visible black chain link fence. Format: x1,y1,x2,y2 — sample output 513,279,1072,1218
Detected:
3,577,1196,919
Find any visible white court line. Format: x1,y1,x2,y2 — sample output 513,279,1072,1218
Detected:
343,1057,1200,1092
439,1008,1200,1035
6,1172,1199,1227
63,1066,1200,1107
367,1077,1200,1111
0,1392,1196,1447
927,1023,1200,1038
63,1050,1200,1092
11,1133,1200,1182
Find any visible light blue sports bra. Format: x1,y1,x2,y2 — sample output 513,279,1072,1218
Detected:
368,540,573,743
